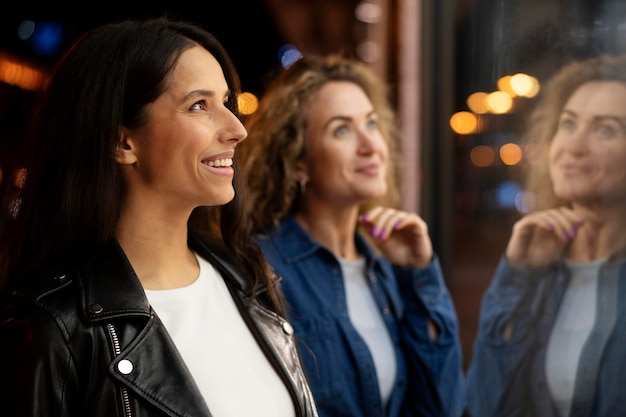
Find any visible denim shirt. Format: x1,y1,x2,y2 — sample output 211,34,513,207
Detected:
466,251,626,417
256,216,465,417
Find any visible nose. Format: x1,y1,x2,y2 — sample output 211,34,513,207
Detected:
357,128,384,154
221,108,248,144
564,124,590,154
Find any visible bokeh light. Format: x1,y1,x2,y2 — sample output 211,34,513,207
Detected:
278,44,302,69
467,92,489,114
0,53,48,91
486,91,513,114
499,143,522,165
450,111,478,134
238,92,258,115
470,145,495,167
497,75,516,96
355,1,383,23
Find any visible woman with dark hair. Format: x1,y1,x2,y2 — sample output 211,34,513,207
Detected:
240,54,465,417
0,18,318,417
466,53,626,417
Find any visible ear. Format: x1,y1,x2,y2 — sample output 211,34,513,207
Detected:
115,127,138,165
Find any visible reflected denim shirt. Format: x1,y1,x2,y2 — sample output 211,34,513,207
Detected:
466,252,626,417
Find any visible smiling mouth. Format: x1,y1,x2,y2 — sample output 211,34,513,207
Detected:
203,158,233,167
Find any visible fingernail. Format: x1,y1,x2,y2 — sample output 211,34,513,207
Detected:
362,213,370,221
393,220,401,229
548,222,554,230
371,226,378,236
562,231,569,240
570,227,577,237
379,230,386,239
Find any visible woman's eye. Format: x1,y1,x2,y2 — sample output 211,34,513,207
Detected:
366,118,378,130
593,123,617,137
558,118,576,131
334,125,349,136
190,101,206,111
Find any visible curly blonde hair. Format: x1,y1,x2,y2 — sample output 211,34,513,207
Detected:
523,53,626,210
239,54,402,232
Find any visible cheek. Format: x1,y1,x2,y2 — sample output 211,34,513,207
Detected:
600,154,626,181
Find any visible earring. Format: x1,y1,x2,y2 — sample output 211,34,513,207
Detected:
298,178,307,195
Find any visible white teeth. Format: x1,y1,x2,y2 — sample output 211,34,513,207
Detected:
205,158,233,167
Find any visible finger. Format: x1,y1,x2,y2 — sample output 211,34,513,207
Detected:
369,208,401,239
543,207,586,240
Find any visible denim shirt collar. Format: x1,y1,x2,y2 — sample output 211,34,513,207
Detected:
266,216,387,270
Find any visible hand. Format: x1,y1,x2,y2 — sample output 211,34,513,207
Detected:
505,206,593,268
358,206,433,268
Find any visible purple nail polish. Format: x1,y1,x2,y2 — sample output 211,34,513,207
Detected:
371,226,378,236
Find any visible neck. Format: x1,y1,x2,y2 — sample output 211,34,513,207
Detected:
115,202,199,290
566,202,626,262
294,205,360,260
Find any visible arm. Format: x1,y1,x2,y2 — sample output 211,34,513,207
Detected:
359,207,464,416
394,256,465,417
465,256,555,417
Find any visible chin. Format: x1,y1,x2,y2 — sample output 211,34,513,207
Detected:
205,191,235,207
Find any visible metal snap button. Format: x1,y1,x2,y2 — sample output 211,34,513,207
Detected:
117,359,133,375
282,321,294,335
88,304,103,314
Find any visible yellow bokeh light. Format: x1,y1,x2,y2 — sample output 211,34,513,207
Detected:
467,92,490,114
500,143,523,165
487,91,513,114
510,73,534,96
497,75,516,96
450,111,478,135
523,76,540,98
238,92,259,115
470,145,495,167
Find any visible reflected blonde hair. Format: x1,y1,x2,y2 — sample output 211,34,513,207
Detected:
523,53,626,210
240,54,402,232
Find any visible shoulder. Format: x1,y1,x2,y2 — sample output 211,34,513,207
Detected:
1,271,79,345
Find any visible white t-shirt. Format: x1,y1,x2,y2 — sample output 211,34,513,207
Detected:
339,256,397,406
144,253,295,417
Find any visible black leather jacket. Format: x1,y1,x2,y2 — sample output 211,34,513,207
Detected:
0,237,318,417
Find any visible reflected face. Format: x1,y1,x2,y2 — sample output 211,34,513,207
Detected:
301,81,388,206
124,45,247,209
549,81,626,205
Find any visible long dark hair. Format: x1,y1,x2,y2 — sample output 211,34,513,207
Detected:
0,18,281,311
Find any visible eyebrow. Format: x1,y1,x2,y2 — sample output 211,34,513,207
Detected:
181,89,231,103
561,109,626,130
322,110,377,130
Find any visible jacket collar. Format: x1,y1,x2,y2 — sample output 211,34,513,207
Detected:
264,216,385,267
72,235,265,323
76,239,151,323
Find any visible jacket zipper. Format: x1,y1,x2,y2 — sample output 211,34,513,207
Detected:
107,323,133,417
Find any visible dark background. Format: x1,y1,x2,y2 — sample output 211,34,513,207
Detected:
0,1,285,95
